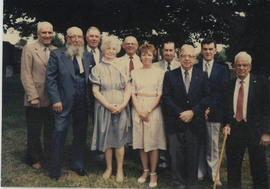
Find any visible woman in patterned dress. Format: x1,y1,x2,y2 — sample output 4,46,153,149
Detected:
89,35,132,182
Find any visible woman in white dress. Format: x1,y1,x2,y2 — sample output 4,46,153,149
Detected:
89,35,132,182
131,44,166,187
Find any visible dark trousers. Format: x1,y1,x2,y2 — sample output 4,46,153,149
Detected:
25,106,53,164
226,122,269,189
50,94,88,178
168,127,200,186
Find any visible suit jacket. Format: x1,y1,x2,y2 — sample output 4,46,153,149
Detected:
153,58,180,71
46,47,92,115
162,66,210,134
223,74,270,141
21,41,57,107
194,62,229,122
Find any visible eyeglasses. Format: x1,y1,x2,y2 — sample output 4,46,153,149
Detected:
68,35,83,40
235,64,250,68
180,54,196,59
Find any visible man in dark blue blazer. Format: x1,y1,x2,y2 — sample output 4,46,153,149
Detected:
223,51,270,189
162,44,209,189
195,39,229,186
46,26,93,180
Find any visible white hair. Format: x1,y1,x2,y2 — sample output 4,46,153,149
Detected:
101,35,122,53
86,26,101,37
123,36,138,46
234,51,252,65
66,26,83,36
37,21,53,33
180,44,196,56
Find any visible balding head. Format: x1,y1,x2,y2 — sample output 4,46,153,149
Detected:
37,21,54,46
123,36,138,56
179,44,196,71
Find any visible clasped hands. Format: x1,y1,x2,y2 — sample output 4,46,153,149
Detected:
31,99,41,108
179,110,194,123
108,104,125,114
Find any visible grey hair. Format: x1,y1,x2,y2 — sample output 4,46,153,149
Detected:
86,26,101,37
37,21,53,33
123,36,138,46
180,44,195,56
101,35,122,53
234,51,252,65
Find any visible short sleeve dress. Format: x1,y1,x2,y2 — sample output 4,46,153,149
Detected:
89,59,132,152
131,67,166,152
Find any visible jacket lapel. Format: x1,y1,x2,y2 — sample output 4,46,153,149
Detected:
246,74,255,118
176,67,188,95
61,49,75,79
34,42,47,66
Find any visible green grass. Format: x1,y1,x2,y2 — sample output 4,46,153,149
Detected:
2,75,269,188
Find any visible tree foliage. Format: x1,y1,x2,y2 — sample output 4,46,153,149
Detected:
3,0,270,74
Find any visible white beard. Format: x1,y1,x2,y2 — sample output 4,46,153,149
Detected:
65,43,84,57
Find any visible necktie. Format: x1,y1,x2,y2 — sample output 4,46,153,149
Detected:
44,47,50,62
205,62,210,78
236,80,244,122
167,62,171,71
129,56,134,72
73,56,80,75
184,70,190,93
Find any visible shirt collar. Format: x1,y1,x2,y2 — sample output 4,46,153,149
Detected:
203,59,214,66
236,73,250,84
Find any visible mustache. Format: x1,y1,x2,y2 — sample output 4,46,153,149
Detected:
65,42,84,57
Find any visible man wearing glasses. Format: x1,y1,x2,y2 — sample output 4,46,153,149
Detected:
162,45,209,189
46,26,92,180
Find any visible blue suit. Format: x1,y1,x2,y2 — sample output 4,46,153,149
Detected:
46,47,94,178
162,66,209,187
194,61,229,181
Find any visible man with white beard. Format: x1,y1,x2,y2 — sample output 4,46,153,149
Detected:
46,26,93,180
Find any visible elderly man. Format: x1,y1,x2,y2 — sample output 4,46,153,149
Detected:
119,36,142,73
85,26,103,66
154,41,180,71
46,26,92,180
195,39,229,186
21,21,56,170
223,52,270,189
162,45,209,189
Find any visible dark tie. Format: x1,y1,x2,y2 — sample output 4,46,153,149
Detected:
167,62,171,71
73,56,80,75
236,80,244,122
184,70,190,93
129,56,134,72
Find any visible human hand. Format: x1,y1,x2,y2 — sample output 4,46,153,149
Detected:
53,102,63,113
260,134,270,146
179,110,194,123
223,124,231,136
138,111,150,122
108,104,119,114
31,99,41,108
205,107,210,120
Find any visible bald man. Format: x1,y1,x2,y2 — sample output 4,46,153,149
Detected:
21,21,56,170
46,26,92,179
162,45,209,189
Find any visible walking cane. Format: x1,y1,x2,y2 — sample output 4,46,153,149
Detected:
213,134,228,189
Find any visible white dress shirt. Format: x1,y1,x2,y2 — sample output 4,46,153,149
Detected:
233,74,250,121
180,66,193,83
87,46,100,64
203,59,214,78
153,58,180,71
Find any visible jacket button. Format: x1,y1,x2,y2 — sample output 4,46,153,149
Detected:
187,100,190,103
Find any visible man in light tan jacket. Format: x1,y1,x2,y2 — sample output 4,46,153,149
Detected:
21,21,56,170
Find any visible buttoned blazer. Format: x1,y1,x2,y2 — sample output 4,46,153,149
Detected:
162,66,210,134
153,58,180,71
222,74,270,140
46,47,91,115
195,62,229,121
21,41,57,107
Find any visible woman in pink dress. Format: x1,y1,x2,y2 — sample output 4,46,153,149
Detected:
131,44,166,188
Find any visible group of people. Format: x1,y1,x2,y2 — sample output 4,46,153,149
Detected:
20,21,270,189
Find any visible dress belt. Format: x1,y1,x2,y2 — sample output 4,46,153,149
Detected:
136,93,157,97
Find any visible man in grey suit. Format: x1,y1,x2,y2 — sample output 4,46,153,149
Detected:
46,26,92,180
21,21,56,170
154,41,180,71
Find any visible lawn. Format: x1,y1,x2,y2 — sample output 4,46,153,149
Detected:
1,75,269,188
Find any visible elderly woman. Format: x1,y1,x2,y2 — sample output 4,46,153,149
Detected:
89,35,132,182
131,44,166,187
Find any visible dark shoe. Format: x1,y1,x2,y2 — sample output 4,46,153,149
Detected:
72,168,87,176
49,175,60,181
